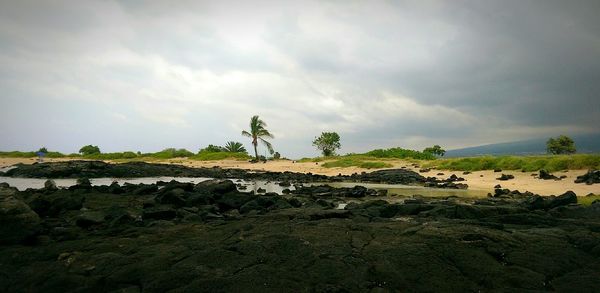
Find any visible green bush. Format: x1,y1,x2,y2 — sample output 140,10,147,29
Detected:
366,147,436,160
84,152,139,160
426,154,600,172
199,145,224,153
146,148,194,159
0,150,69,158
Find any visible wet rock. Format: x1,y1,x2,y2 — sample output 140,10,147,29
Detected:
574,170,600,185
256,188,266,193
494,169,502,172
462,171,471,175
494,184,502,189
419,168,431,173
0,189,41,244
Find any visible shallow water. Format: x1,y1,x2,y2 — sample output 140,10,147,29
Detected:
320,182,488,198
0,176,488,197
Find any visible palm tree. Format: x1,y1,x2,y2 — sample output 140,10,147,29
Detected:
223,141,247,153
242,115,274,160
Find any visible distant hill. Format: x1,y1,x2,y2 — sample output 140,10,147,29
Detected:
445,133,600,157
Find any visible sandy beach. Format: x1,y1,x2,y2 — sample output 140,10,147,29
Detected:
1,157,598,196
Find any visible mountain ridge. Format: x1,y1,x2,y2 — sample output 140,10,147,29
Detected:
445,133,600,157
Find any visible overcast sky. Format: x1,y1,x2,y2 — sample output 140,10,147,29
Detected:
1,0,599,158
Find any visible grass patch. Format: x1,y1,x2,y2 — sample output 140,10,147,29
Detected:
321,157,393,169
298,157,330,163
365,147,436,160
190,152,251,161
425,154,600,172
579,195,600,206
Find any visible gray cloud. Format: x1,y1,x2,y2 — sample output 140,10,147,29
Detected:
0,0,599,157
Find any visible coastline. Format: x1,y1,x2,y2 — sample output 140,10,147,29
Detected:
1,157,597,196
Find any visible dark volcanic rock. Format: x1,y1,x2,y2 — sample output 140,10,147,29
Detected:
292,185,379,198
350,168,425,184
142,206,177,221
2,179,600,292
0,187,41,244
43,179,58,191
575,170,600,185
75,211,105,228
194,179,237,194
497,174,515,181
539,169,559,180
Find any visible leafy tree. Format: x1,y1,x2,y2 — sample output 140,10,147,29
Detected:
423,145,446,157
37,147,48,153
199,144,224,153
223,141,247,153
242,115,274,160
79,145,101,156
312,132,341,156
273,152,281,160
546,135,576,154
158,148,194,158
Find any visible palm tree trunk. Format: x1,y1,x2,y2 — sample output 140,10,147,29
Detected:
253,141,258,160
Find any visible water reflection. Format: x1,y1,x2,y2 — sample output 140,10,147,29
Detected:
0,176,488,198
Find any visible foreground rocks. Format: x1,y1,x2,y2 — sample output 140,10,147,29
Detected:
1,180,599,292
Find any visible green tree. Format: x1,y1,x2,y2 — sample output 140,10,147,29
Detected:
423,145,446,157
37,147,48,153
223,141,247,153
79,145,101,156
242,115,274,161
546,135,576,154
313,132,341,156
273,152,281,160
199,145,224,153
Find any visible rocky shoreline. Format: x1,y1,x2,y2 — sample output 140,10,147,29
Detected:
1,175,600,292
2,160,470,189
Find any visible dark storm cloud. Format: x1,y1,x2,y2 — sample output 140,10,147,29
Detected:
0,0,598,157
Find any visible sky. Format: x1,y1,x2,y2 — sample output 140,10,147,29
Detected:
1,0,599,158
